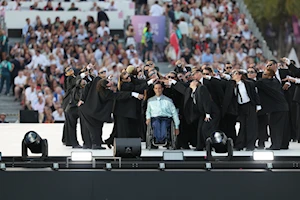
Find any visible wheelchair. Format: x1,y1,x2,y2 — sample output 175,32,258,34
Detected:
146,119,177,150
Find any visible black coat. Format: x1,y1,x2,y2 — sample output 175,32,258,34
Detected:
203,77,224,110
222,80,238,117
114,81,148,119
62,75,78,110
288,63,300,103
256,78,289,114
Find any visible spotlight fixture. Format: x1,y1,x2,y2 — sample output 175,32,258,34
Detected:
206,131,233,161
159,163,165,171
253,151,274,161
52,163,59,171
22,131,48,160
0,163,6,171
105,163,112,171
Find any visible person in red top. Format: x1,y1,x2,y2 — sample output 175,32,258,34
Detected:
44,1,53,11
169,25,180,62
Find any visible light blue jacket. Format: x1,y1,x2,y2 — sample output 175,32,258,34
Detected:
146,95,180,129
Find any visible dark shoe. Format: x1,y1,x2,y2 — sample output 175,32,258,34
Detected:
104,139,113,149
72,145,83,149
245,148,255,151
92,145,106,150
233,148,242,151
266,147,280,150
83,145,92,149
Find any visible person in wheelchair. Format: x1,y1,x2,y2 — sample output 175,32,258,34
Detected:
146,82,180,144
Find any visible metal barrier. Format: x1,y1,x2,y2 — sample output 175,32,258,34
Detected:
236,0,276,60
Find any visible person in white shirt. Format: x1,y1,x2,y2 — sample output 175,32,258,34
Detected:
149,1,163,16
97,20,110,37
231,69,261,151
52,108,66,122
26,50,49,70
107,1,117,11
14,70,27,101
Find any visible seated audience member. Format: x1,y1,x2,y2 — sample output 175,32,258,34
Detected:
0,113,8,123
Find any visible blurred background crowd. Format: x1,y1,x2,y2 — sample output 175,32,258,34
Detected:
0,0,299,123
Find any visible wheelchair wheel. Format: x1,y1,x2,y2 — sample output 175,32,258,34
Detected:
170,121,177,150
146,123,152,150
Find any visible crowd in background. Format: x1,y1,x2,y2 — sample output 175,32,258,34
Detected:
0,0,270,124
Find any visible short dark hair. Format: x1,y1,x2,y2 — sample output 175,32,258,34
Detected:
269,59,277,65
203,67,213,73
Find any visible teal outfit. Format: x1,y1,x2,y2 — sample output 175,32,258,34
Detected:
0,60,12,95
146,95,180,128
145,31,153,51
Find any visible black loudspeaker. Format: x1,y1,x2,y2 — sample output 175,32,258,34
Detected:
19,110,39,123
113,138,141,158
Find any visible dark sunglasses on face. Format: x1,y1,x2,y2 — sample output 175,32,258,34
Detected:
202,73,209,75
266,63,273,67
123,76,130,80
99,71,107,74
167,76,176,79
226,66,233,69
247,71,256,74
148,72,156,77
263,73,268,76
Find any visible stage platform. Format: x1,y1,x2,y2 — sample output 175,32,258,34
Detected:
1,123,300,158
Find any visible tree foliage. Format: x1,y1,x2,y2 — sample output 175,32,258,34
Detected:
244,0,300,23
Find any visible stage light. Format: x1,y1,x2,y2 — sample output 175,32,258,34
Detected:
159,163,165,171
0,163,5,171
52,163,59,170
205,163,212,170
206,131,233,161
267,163,273,170
22,131,48,159
105,163,112,171
253,151,274,161
163,151,184,161
71,151,93,162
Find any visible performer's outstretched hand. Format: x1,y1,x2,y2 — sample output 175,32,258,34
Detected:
77,100,84,107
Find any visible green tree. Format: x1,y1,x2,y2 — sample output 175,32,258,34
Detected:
244,0,300,57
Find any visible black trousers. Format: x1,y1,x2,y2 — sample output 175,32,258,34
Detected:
269,111,288,149
257,114,269,146
235,103,258,150
65,107,91,147
196,113,220,150
177,115,192,148
219,114,237,144
116,116,137,138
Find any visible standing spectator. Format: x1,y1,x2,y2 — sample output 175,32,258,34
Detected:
22,18,32,38
97,7,109,26
202,48,213,64
144,26,154,62
0,53,13,95
149,1,163,16
0,29,8,54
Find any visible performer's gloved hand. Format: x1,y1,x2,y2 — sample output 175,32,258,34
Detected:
131,92,144,100
77,100,84,107
204,114,211,122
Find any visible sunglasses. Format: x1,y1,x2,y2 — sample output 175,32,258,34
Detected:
202,73,209,75
148,72,156,77
263,73,268,76
185,74,191,78
167,76,176,79
99,71,106,74
226,66,233,69
247,71,256,74
266,63,273,67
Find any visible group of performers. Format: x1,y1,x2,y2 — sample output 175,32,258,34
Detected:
61,58,300,151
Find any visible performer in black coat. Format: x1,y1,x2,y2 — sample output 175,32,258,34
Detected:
231,69,261,151
114,71,154,138
256,68,289,150
78,78,144,149
168,70,220,150
65,78,91,149
62,67,79,145
266,59,294,147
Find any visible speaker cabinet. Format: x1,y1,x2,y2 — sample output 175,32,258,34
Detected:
113,138,141,158
19,110,39,123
